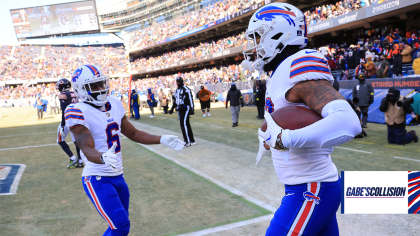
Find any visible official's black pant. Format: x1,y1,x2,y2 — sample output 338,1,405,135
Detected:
257,105,264,118
179,108,195,144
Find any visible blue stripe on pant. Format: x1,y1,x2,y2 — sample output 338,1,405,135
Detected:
266,178,340,236
82,175,130,236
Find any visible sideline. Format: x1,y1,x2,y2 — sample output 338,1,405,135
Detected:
136,142,277,213
177,214,273,236
0,132,55,138
393,156,420,162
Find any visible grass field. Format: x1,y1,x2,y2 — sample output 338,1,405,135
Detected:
1,104,420,235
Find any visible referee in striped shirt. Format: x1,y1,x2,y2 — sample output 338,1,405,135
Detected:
169,77,196,147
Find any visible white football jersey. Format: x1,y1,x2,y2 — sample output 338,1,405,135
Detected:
65,95,125,177
266,49,338,185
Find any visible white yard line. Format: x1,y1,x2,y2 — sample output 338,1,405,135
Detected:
394,156,420,162
0,143,57,151
0,132,55,138
335,146,372,154
209,125,223,129
229,129,246,132
177,214,273,236
136,143,277,213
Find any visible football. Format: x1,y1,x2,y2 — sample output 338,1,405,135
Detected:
261,106,322,132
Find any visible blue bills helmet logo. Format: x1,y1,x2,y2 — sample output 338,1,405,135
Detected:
255,6,296,26
72,68,83,82
303,191,321,204
265,97,274,113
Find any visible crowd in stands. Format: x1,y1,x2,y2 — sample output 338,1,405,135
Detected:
319,28,420,79
131,32,247,71
129,0,262,48
304,0,378,26
1,45,129,81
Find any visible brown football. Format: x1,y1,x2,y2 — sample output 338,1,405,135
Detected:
261,106,322,132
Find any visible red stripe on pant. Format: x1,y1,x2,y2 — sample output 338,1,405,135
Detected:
290,183,318,236
86,181,116,229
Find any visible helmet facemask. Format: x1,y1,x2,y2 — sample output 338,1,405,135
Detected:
74,76,109,106
242,22,292,76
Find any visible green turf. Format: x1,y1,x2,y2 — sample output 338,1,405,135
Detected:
135,105,420,172
0,107,270,236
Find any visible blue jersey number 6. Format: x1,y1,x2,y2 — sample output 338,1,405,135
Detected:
106,122,121,153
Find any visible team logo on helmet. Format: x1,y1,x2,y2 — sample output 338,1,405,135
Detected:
72,68,83,82
85,65,101,77
255,6,296,26
303,191,321,204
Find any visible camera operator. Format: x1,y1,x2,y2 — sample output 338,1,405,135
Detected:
379,87,418,145
169,77,196,147
352,73,374,128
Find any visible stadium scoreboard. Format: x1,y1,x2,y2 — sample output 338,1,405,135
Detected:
10,0,100,40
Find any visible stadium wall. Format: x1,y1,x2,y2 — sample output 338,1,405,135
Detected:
307,0,420,34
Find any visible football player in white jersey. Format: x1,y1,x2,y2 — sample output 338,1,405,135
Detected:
66,65,184,235
242,3,362,236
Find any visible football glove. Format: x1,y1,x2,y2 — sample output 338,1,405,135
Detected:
258,111,285,149
160,135,184,151
190,109,194,115
59,126,65,139
256,136,270,165
100,142,120,172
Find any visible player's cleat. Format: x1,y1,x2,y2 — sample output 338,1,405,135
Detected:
184,142,191,147
190,142,197,146
207,112,210,117
67,159,78,169
203,114,206,118
150,115,154,118
76,162,84,168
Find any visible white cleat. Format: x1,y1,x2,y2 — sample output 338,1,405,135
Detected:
190,142,197,146
203,114,206,118
149,115,154,118
207,112,211,117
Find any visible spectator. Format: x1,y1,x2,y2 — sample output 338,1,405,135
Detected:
392,42,403,77
401,44,413,64
355,59,365,76
131,89,140,120
365,56,377,79
196,85,211,117
147,88,156,118
255,80,266,119
379,87,418,145
161,95,169,114
158,88,164,110
36,96,46,120
342,70,354,80
377,55,390,78
48,94,59,115
226,83,244,127
352,73,374,128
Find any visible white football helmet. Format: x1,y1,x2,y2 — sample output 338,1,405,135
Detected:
71,64,109,106
242,3,308,75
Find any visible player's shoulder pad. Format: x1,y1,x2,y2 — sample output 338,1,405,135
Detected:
58,93,67,100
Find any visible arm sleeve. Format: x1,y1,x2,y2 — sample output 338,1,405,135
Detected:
226,91,230,106
379,97,389,112
170,95,177,111
281,100,362,149
239,91,244,106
